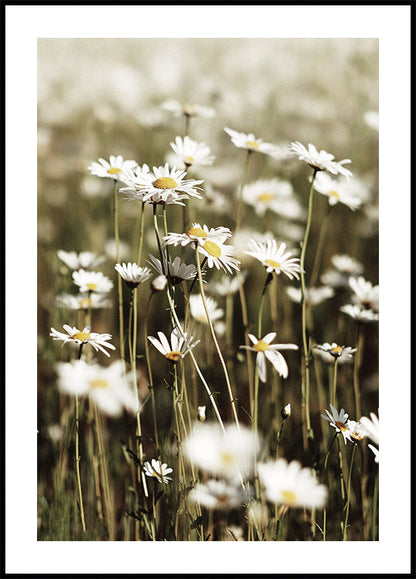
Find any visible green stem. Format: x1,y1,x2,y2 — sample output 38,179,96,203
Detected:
136,201,145,266
113,180,125,361
343,444,357,541
353,323,364,420
143,292,160,456
332,358,339,408
75,344,86,532
309,204,331,288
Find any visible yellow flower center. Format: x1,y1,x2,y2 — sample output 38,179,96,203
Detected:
72,331,91,342
107,167,122,175
86,283,98,291
185,156,195,165
203,240,222,258
253,339,270,352
329,190,340,199
331,345,343,355
257,192,274,203
187,227,207,238
220,451,234,465
247,140,259,148
153,177,178,190
90,378,109,389
79,297,91,309
166,350,182,362
265,259,281,269
336,421,347,432
281,489,297,505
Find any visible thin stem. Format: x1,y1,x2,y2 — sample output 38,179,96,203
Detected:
353,323,364,420
343,444,357,541
194,246,240,429
309,204,331,288
75,344,86,532
136,201,145,266
143,292,160,456
113,180,125,361
332,358,339,408
238,274,255,417
234,149,252,235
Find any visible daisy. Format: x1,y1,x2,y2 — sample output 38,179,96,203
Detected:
143,459,173,484
170,135,215,168
257,459,328,508
88,155,137,180
210,272,246,297
72,270,113,294
114,262,152,288
147,327,199,363
345,420,367,443
359,411,379,445
50,325,116,357
56,359,138,417
240,332,298,383
130,163,203,205
189,294,224,325
289,141,352,178
348,276,379,311
198,238,240,274
183,422,260,480
242,178,303,219
57,250,105,271
224,127,279,157
162,99,215,119
188,479,248,510
321,404,353,444
147,254,198,285
314,342,357,361
340,304,379,323
313,172,365,211
245,239,302,280
56,292,112,311
320,254,364,288
286,286,334,306
163,223,231,248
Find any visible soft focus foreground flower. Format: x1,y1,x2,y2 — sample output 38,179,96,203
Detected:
114,262,152,287
224,127,281,157
359,411,379,445
143,459,173,484
321,253,364,288
189,294,224,325
50,324,116,357
245,239,302,280
321,404,352,444
57,250,105,271
162,99,215,119
56,359,138,416
313,172,365,210
286,286,334,306
88,155,137,180
314,342,357,361
170,135,215,167
147,327,198,363
123,163,203,205
242,178,304,219
348,276,379,312
240,332,298,382
289,141,352,178
72,270,113,294
210,272,246,297
183,423,260,480
188,479,248,510
340,304,379,323
56,292,112,311
258,459,327,508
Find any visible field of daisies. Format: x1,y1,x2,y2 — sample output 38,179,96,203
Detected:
37,38,379,542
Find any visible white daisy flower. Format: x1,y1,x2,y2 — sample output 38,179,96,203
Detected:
183,422,260,480
313,172,365,211
188,479,248,510
114,262,152,288
162,99,215,119
88,155,137,180
245,239,302,280
321,404,353,444
348,276,379,312
258,459,328,508
129,163,203,205
147,327,198,363
224,127,279,157
240,332,298,383
56,293,112,311
289,141,352,178
320,254,364,288
189,294,224,325
210,272,247,297
57,250,106,271
72,270,113,294
50,325,116,357
143,459,173,484
163,223,232,248
340,304,379,323
345,419,367,443
147,254,197,285
314,342,357,361
198,238,240,274
286,286,334,306
56,359,138,417
170,135,215,168
359,411,379,445
242,178,304,219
